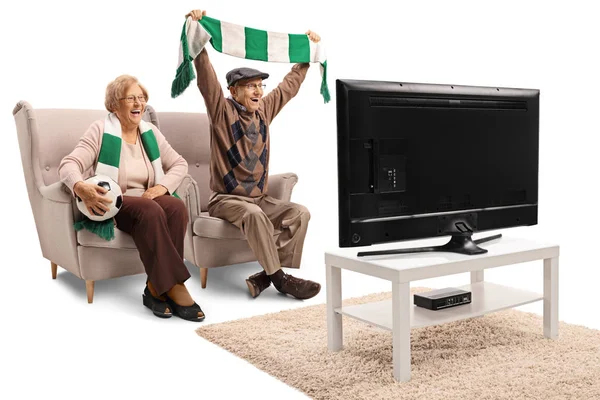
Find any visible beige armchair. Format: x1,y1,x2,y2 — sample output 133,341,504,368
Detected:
13,101,298,302
155,111,298,289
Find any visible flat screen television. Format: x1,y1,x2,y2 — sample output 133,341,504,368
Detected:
336,79,539,256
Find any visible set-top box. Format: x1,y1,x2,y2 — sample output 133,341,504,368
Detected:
414,288,472,310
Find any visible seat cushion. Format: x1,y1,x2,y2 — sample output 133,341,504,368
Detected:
77,228,137,249
193,212,280,240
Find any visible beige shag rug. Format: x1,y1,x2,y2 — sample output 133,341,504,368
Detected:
196,289,600,400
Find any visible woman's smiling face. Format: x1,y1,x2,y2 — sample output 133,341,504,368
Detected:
114,84,146,129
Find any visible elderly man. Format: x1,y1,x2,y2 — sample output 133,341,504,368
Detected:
187,9,321,300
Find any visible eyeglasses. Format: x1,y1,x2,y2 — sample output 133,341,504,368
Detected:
119,95,147,103
238,83,266,91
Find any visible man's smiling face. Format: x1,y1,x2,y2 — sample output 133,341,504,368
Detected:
230,77,265,113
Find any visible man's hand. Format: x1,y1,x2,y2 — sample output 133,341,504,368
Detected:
306,30,321,43
142,185,168,200
74,181,113,217
186,9,206,21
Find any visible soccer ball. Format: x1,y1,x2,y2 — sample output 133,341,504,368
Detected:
76,175,123,221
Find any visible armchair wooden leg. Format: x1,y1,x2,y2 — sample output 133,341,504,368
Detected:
200,268,208,289
51,262,57,279
85,280,95,304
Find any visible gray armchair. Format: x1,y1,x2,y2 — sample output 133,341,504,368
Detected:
13,101,298,302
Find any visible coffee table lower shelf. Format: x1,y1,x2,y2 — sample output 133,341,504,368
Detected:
334,282,543,330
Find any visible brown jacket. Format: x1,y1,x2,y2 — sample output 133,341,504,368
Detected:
194,48,309,197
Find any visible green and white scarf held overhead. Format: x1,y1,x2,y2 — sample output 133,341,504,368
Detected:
171,15,330,103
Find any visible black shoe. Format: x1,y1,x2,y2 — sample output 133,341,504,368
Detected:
276,274,321,300
246,270,272,298
142,286,173,318
165,295,205,322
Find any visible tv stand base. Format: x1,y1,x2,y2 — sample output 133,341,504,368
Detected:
357,233,502,257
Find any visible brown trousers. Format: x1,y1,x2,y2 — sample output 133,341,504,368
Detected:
114,195,191,295
208,193,311,275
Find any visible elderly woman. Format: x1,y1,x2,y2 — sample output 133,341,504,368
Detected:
58,75,204,322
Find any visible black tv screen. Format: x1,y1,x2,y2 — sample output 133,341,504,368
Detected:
336,79,539,250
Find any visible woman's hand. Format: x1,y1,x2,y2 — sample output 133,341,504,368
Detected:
186,9,206,21
142,185,168,200
74,181,113,217
306,30,321,43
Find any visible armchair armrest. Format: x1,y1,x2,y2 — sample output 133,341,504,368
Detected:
40,181,85,223
175,174,201,263
175,174,201,218
39,181,73,203
35,181,80,277
267,173,298,202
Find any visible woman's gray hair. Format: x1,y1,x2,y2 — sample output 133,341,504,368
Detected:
104,75,149,112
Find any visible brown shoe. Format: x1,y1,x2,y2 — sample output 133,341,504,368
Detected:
276,274,321,300
246,270,271,298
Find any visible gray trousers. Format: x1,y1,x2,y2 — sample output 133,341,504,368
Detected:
207,193,311,275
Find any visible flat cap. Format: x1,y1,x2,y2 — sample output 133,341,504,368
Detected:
226,67,269,88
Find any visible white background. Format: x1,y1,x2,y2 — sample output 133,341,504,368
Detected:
1,1,599,399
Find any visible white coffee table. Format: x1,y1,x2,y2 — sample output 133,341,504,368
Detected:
325,235,559,382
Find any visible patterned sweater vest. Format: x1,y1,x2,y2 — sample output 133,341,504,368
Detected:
222,106,269,196
194,49,308,197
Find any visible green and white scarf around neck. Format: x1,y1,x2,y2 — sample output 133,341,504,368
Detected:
97,113,169,188
75,113,178,241
171,15,330,103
